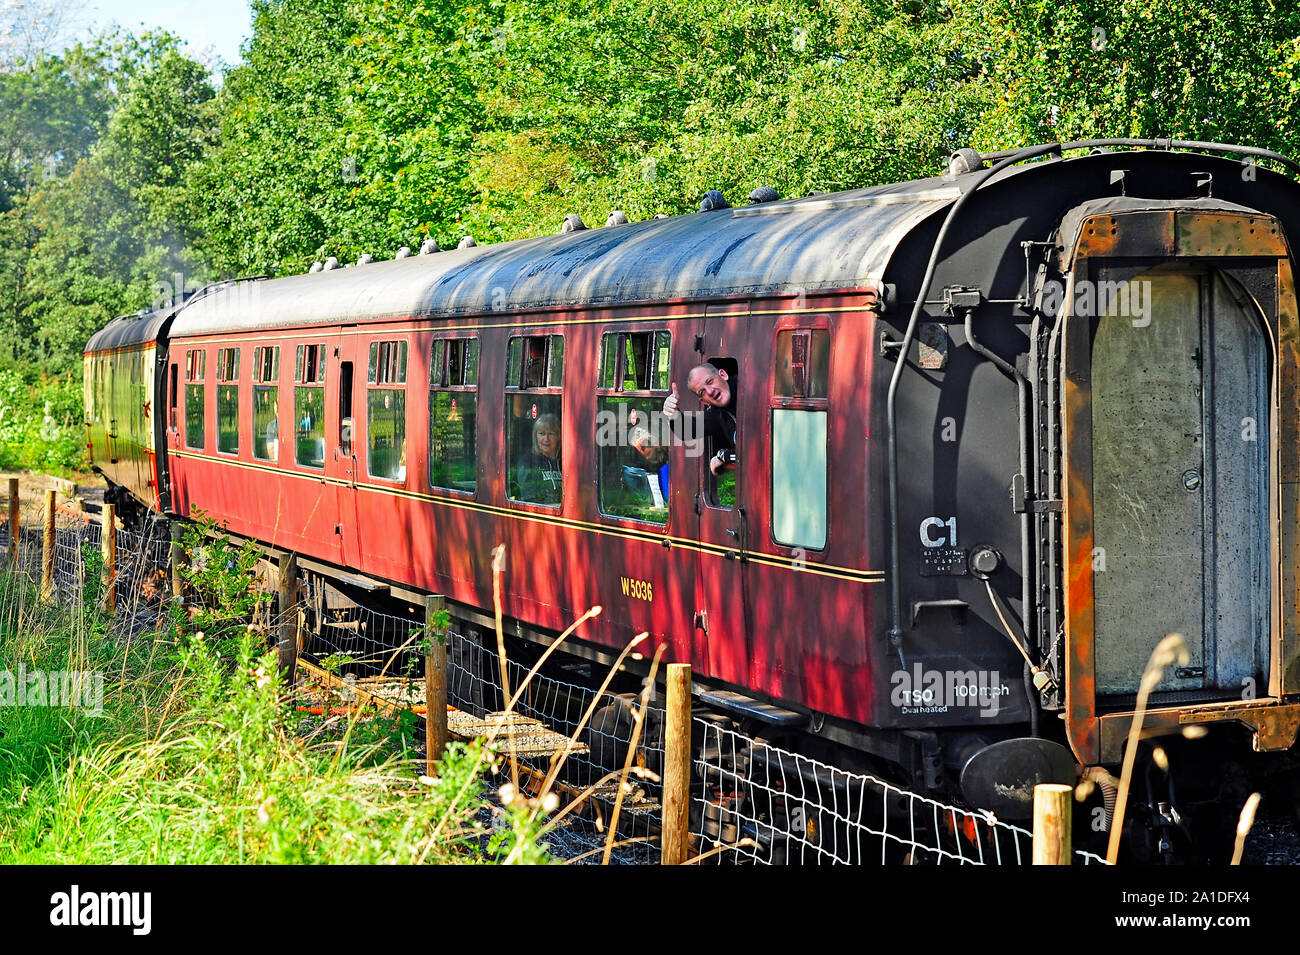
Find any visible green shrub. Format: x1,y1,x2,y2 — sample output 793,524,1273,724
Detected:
0,516,541,864
0,370,87,474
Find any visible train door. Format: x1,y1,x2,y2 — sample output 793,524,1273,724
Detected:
1080,262,1269,699
328,332,362,568
690,306,753,685
164,356,180,509
154,350,175,511
106,361,118,466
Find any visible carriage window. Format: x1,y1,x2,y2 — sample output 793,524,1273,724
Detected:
506,334,563,505
772,410,827,549
771,329,830,550
430,337,478,493
368,340,408,385
367,339,407,481
294,343,326,468
597,331,671,523
252,346,280,461
184,348,205,450
295,343,326,383
216,347,240,454
774,329,830,399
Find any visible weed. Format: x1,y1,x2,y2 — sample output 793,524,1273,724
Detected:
0,516,511,864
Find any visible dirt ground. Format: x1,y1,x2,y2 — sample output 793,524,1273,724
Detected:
0,469,104,510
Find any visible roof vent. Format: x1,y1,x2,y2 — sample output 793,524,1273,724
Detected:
309,261,323,273
946,148,985,177
560,214,588,233
357,253,375,265
419,238,439,255
747,186,780,204
458,236,477,249
323,256,340,271
652,213,670,220
699,189,730,211
605,210,629,227
395,246,412,259
805,190,826,197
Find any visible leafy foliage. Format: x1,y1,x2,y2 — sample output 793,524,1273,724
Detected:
170,513,273,651
0,523,512,864
0,368,84,472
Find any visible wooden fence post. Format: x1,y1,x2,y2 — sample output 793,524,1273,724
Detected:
7,477,18,571
663,662,693,865
1032,783,1073,865
425,594,448,775
169,521,184,599
277,553,299,687
101,502,116,612
41,489,56,599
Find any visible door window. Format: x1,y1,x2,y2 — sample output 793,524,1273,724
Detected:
770,329,830,549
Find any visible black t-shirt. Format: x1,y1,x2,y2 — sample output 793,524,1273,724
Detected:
703,385,738,453
515,451,562,504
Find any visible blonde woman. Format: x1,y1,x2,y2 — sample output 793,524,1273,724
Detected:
515,413,562,504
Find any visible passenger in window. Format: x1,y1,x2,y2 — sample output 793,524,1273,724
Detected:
630,417,670,500
516,413,562,504
662,360,737,475
265,415,279,460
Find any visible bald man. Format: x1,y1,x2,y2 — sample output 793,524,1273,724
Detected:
662,361,738,475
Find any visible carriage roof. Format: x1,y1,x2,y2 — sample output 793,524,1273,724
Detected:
167,175,964,338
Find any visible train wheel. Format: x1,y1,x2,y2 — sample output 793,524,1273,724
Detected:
587,694,638,772
587,693,665,777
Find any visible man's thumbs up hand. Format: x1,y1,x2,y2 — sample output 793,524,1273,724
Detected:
662,381,679,418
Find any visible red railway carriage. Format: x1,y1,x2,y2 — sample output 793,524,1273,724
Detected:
88,141,1300,826
160,199,908,732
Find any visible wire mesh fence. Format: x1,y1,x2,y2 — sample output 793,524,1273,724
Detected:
44,507,175,632
296,580,664,864
51,515,100,600
445,630,665,865
0,498,46,581
4,489,1110,867
692,719,1108,865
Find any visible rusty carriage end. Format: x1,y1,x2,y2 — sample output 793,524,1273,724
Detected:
1061,202,1300,766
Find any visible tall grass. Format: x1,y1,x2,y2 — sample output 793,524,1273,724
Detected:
0,539,519,864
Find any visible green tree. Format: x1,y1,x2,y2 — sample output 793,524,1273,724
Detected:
189,0,483,276
957,0,1300,158
456,0,987,237
21,33,216,370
